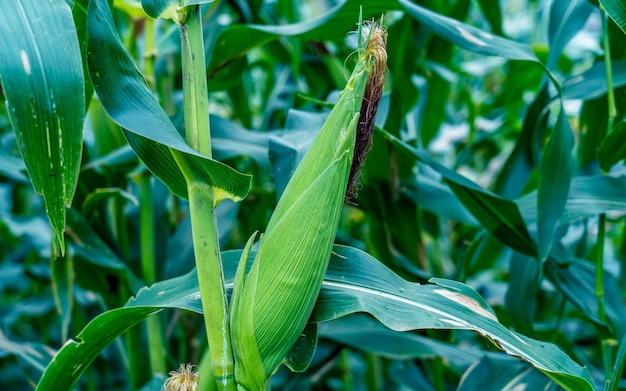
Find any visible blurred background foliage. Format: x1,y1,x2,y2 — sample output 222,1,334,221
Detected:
1,0,626,389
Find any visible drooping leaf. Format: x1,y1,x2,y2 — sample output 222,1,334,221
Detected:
546,0,594,69
35,307,160,391
537,108,574,261
313,246,593,390
398,0,537,62
544,252,626,338
517,175,626,223
0,0,85,249
378,128,537,257
87,0,251,204
562,60,626,100
39,245,594,391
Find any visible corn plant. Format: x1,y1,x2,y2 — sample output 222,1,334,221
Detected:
2,0,626,390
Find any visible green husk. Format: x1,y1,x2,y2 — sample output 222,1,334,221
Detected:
230,21,387,390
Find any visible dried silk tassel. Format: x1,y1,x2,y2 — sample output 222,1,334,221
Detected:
347,21,387,201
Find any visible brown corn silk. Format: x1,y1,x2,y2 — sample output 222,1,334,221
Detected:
347,22,387,201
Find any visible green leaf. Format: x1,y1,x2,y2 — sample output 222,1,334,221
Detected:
35,307,160,391
493,86,550,198
319,314,483,374
475,0,503,36
207,0,401,80
598,121,626,172
51,245,74,342
313,246,594,390
81,187,138,216
537,108,574,261
0,0,85,249
141,0,180,19
378,128,537,257
66,209,143,295
40,245,594,391
562,60,626,100
0,331,54,376
87,0,251,204
141,0,215,20
398,0,537,61
505,253,539,337
458,355,555,391
608,334,626,391
544,252,626,337
517,175,626,223
283,323,317,373
0,147,28,183
403,174,479,226
546,0,594,69
601,0,626,35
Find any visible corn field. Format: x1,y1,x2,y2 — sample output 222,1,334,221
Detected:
1,0,626,390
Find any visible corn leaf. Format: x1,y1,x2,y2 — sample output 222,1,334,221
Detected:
598,121,626,172
141,0,215,20
207,0,400,85
601,0,626,35
379,128,537,257
87,0,251,203
0,0,85,249
517,175,626,223
562,60,626,100
35,307,161,391
36,244,594,391
537,108,574,261
399,0,537,62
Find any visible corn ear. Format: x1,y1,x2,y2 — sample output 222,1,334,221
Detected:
230,21,387,390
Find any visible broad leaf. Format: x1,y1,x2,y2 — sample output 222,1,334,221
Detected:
37,246,594,390
35,307,160,391
0,0,85,249
313,246,593,390
87,0,251,203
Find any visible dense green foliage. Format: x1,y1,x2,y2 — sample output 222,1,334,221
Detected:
2,0,626,390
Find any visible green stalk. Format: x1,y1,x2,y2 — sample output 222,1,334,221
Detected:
138,175,167,375
602,12,616,134
364,352,382,391
138,14,167,377
178,5,235,389
180,6,211,156
596,213,612,379
340,349,355,391
599,10,616,381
